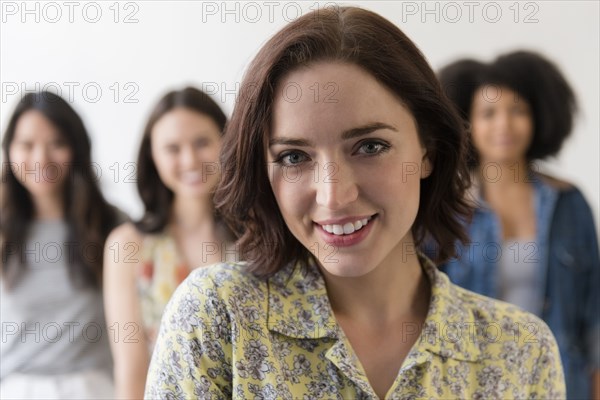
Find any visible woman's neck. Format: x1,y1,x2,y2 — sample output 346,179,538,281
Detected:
32,192,64,220
323,239,430,327
477,158,531,189
170,195,215,232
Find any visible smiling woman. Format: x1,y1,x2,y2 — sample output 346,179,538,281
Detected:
268,62,432,279
102,87,236,399
0,92,124,399
144,7,566,399
438,51,599,399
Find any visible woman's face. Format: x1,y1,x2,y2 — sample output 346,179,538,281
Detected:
268,62,431,278
151,107,222,198
470,85,534,164
9,110,73,198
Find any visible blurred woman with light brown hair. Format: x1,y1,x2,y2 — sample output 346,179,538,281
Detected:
103,87,235,399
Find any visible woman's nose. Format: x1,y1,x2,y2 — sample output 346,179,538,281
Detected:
314,161,359,210
179,146,198,169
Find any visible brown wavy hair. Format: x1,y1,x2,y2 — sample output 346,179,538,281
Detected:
214,6,472,276
1,91,122,289
135,87,230,236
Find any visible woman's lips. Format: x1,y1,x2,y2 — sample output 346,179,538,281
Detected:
314,214,377,247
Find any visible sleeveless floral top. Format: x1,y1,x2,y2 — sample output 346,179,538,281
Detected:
136,232,190,351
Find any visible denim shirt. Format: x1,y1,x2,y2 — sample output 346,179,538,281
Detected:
440,173,600,399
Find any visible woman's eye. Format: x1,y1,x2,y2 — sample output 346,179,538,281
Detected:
511,106,529,116
481,109,494,119
194,138,209,148
357,141,389,155
276,151,307,166
51,140,67,149
166,145,179,154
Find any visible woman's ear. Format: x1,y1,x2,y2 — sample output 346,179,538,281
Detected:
421,152,433,179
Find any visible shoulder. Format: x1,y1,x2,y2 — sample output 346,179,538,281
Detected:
455,283,546,326
448,284,565,397
535,172,594,213
105,221,143,246
427,260,558,354
536,172,574,191
169,261,269,311
103,222,145,278
535,173,595,217
554,182,591,207
160,262,269,339
184,261,267,295
451,282,559,353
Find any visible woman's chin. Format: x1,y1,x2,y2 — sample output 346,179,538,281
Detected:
317,258,376,279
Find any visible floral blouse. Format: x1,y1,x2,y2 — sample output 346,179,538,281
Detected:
137,232,190,351
144,254,565,399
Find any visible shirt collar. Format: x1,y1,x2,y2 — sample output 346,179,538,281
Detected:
266,253,484,362
266,259,339,340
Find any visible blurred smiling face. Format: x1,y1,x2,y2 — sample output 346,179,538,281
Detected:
151,107,222,197
9,110,73,197
268,62,431,278
470,85,534,164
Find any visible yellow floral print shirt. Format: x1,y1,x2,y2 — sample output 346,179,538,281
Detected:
137,232,190,351
144,254,565,399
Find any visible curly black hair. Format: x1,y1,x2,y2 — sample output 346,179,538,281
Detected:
438,51,577,162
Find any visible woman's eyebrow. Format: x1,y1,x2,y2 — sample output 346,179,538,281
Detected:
268,137,312,147
341,122,397,140
269,122,397,147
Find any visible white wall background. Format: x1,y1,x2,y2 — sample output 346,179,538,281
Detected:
1,1,598,234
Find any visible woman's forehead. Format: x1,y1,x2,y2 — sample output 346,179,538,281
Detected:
270,63,415,137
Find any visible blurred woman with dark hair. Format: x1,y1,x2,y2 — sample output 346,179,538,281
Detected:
0,91,124,399
103,86,235,399
439,51,599,399
145,9,565,399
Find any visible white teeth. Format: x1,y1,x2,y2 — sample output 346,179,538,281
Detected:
343,223,355,235
321,216,373,236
